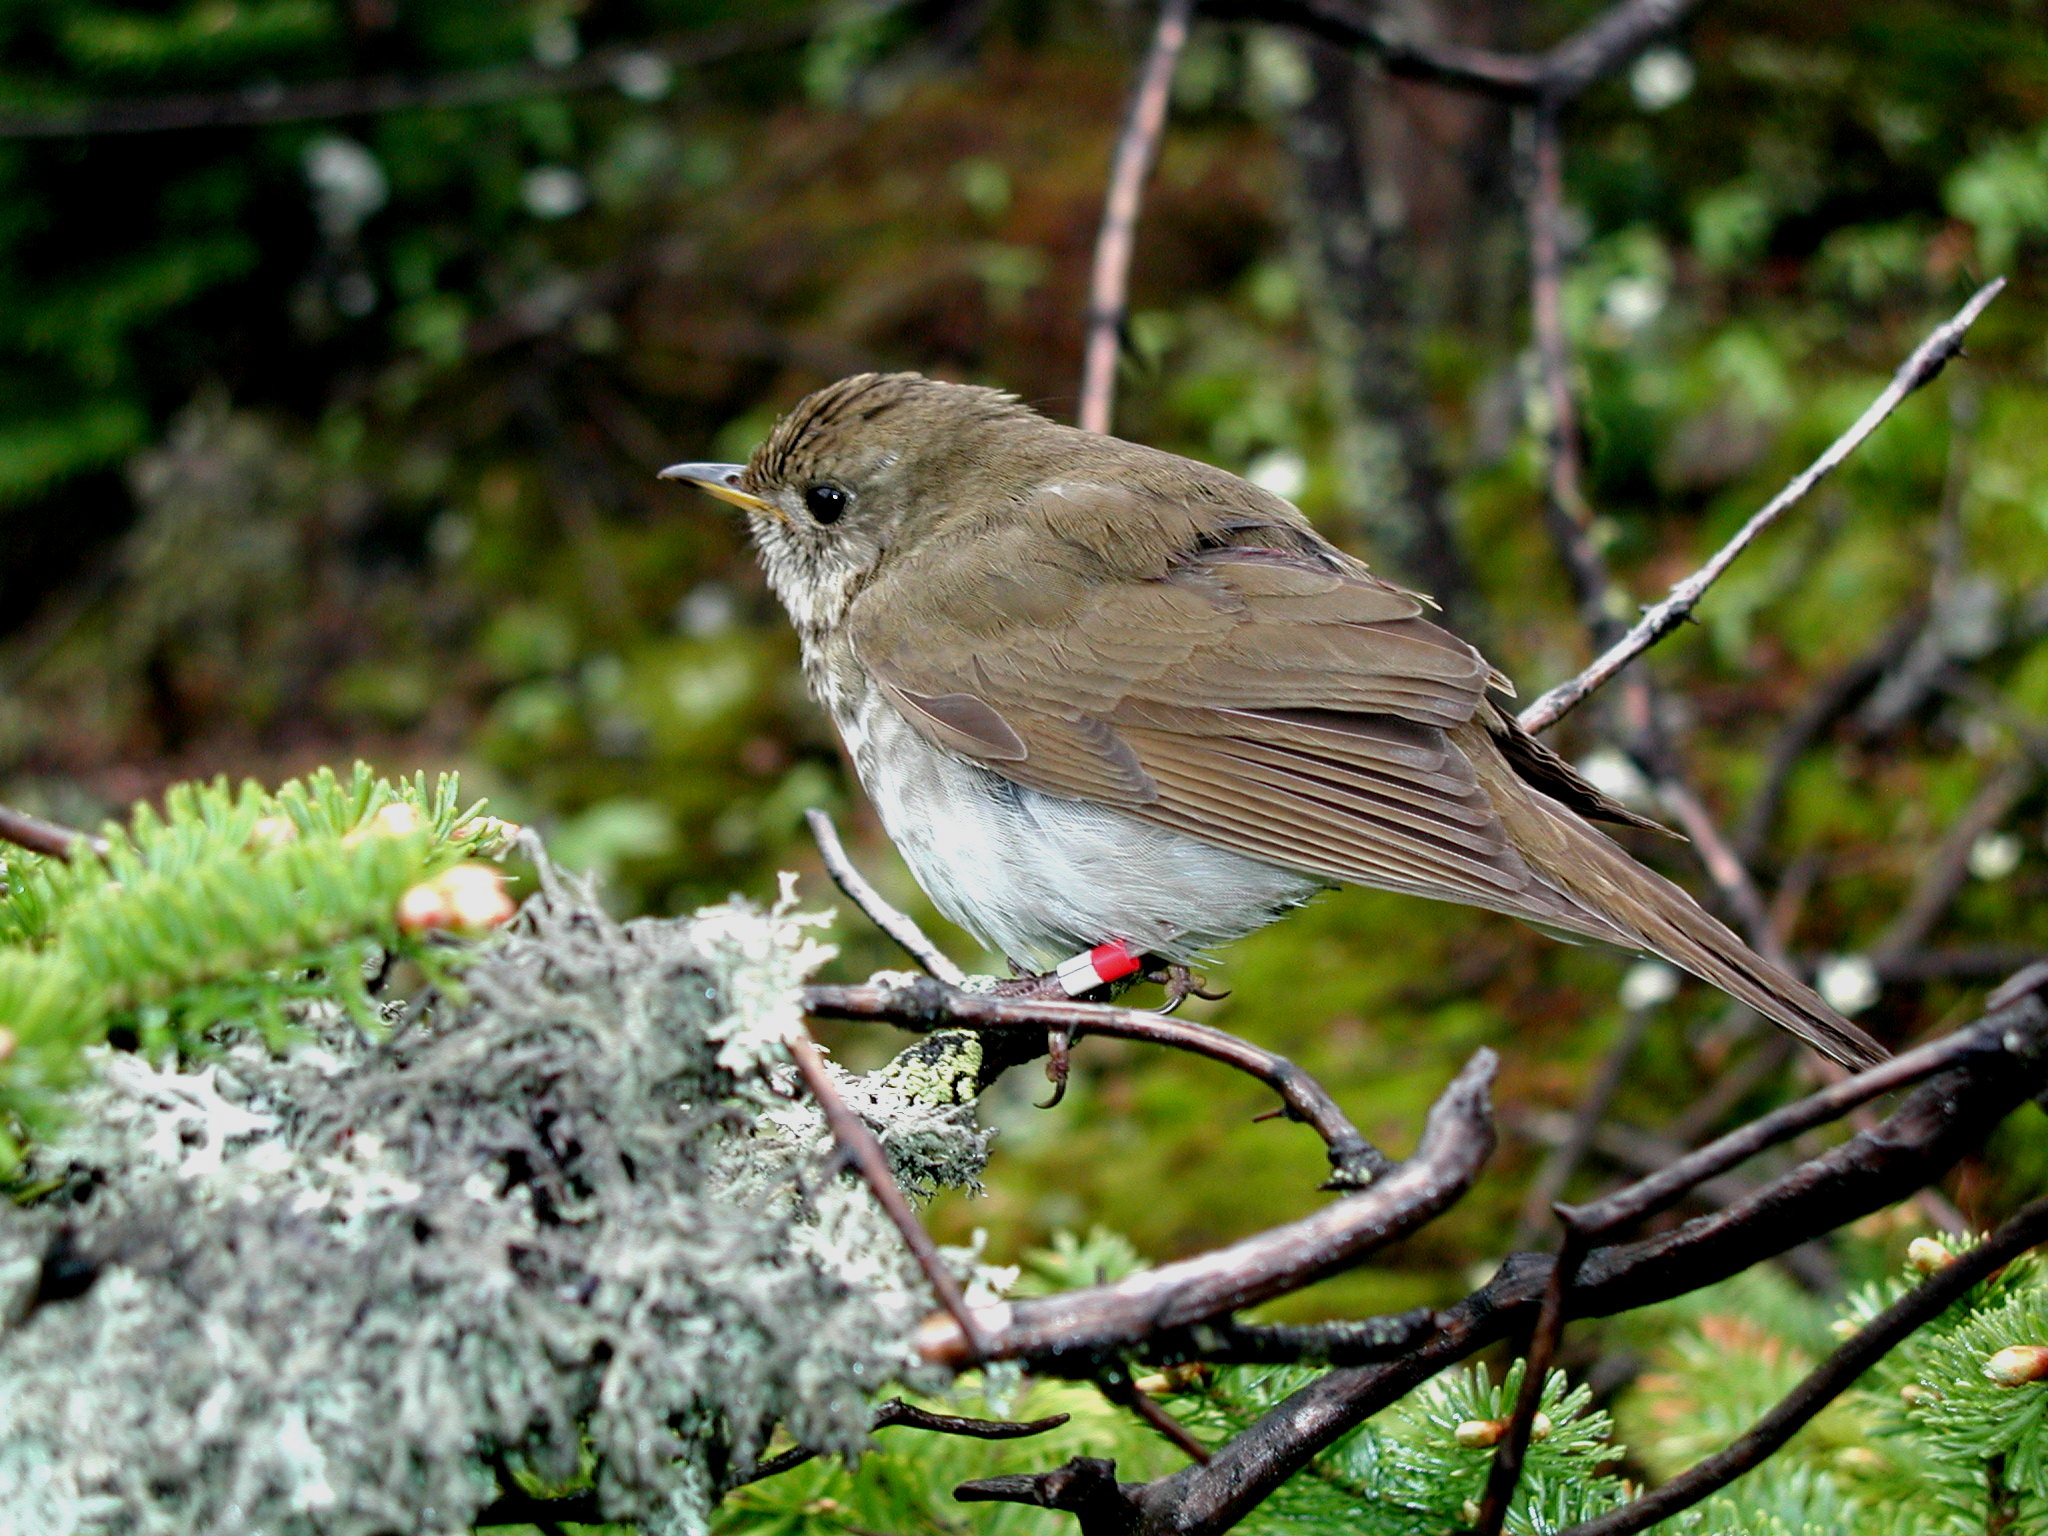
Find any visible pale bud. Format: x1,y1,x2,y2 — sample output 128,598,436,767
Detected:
1899,1382,1938,1407
1983,1345,2048,1386
1906,1237,1954,1275
397,863,515,935
452,815,522,857
1454,1419,1505,1449
1830,1318,1860,1341
345,801,424,846
0,1028,15,1064
248,815,298,850
1529,1411,1554,1442
1461,1501,1483,1525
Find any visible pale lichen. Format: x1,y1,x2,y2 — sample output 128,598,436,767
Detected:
0,868,990,1536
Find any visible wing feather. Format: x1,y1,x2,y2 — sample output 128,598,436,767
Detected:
846,479,1584,925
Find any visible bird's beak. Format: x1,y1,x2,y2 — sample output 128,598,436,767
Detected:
657,461,782,520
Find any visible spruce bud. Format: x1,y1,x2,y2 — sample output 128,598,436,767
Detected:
1983,1345,2048,1386
1906,1237,1954,1274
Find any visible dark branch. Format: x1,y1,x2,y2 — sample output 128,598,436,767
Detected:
1519,279,2006,734
804,974,1390,1187
1558,1195,2048,1536
911,1051,1497,1370
1078,0,1195,435
1095,977,2048,1536
1230,0,1703,105
1562,996,2029,1238
1136,1308,1439,1368
732,1398,1073,1487
0,16,810,138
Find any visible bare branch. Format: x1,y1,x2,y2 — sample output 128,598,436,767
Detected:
1561,998,2025,1239
782,1029,992,1361
1233,0,1703,105
1519,279,2006,735
1078,0,1195,436
1869,755,2035,968
0,17,813,138
806,974,1389,1186
1526,102,1613,639
732,1398,1073,1487
804,809,967,986
1093,975,2048,1536
1471,1223,1587,1536
1558,1194,2048,1536
0,805,105,861
911,1051,1496,1369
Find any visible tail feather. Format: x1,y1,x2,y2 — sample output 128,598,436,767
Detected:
1530,805,1887,1071
1460,718,1889,1071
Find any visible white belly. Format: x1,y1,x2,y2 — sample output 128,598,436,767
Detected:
834,690,1322,968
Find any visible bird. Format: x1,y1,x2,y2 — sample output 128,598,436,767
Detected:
661,371,1886,1071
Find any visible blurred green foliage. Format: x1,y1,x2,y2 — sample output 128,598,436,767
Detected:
5,2,2048,1512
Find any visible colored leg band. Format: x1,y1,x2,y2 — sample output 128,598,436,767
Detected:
1052,940,1143,996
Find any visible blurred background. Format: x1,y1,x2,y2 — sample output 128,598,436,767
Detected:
3,0,2047,1321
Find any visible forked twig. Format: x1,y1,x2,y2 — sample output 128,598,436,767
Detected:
1557,1194,2048,1536
1519,278,2006,734
1078,0,1195,435
804,808,967,986
783,1029,992,1360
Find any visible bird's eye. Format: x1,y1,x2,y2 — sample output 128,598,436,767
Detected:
804,484,848,525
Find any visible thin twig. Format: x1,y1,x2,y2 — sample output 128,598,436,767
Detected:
1471,1222,1587,1536
1078,0,1195,435
805,974,1389,1187
1511,1003,1656,1250
1557,1194,2048,1536
731,1398,1073,1487
804,809,967,986
1525,102,1613,640
1560,1001,2025,1239
0,15,816,137
1519,279,2007,735
1085,983,2048,1536
783,1029,992,1360
1099,1373,1213,1463
0,805,104,861
1869,755,2036,968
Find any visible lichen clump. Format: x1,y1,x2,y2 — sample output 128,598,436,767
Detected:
0,875,990,1536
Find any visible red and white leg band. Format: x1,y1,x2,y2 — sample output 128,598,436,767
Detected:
1052,940,1143,996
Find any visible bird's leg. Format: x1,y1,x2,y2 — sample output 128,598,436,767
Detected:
1036,1026,1073,1108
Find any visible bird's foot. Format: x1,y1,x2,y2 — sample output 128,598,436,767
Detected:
1147,962,1230,1014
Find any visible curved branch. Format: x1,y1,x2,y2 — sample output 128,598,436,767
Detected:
804,974,1388,1187
913,1050,1495,1369
805,809,967,986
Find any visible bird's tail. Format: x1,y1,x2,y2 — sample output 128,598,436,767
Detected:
1505,781,1888,1071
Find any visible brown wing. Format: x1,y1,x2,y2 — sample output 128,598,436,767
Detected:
848,481,1632,938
